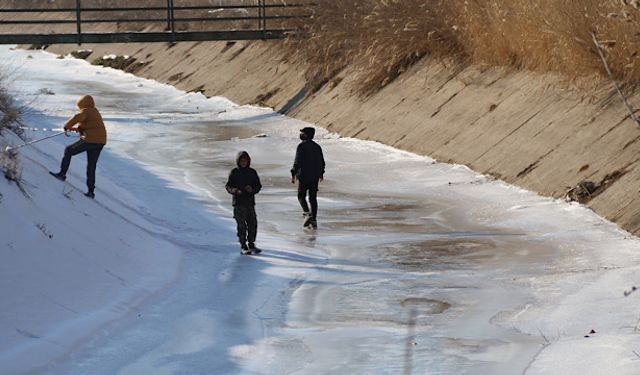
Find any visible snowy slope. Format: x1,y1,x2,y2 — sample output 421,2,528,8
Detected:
0,128,185,373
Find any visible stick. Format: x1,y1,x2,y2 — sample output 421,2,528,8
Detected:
4,132,66,153
591,32,640,128
18,126,66,132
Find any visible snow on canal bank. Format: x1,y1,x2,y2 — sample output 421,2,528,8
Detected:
1,46,640,374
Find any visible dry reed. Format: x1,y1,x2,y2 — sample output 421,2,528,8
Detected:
286,0,640,95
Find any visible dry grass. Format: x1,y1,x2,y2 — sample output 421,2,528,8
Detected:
4,1,639,95
286,0,640,95
0,74,19,132
0,70,24,185
285,1,459,95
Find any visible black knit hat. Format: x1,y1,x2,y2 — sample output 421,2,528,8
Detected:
300,127,315,139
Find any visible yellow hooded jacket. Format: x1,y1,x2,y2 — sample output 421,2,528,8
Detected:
64,95,107,145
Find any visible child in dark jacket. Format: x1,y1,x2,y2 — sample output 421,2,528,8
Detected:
226,151,262,255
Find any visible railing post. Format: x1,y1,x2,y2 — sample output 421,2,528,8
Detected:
264,0,268,36
169,0,176,43
167,0,172,31
259,0,266,39
76,0,82,45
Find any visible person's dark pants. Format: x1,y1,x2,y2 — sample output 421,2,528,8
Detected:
298,178,320,219
234,205,257,245
60,139,104,193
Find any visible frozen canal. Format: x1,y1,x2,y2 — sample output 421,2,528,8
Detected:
3,46,640,374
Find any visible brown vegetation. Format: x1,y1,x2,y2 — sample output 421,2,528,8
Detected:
0,102,22,185
0,68,26,185
3,1,639,96
0,74,19,132
286,0,640,95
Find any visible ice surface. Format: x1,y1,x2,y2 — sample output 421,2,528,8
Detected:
1,46,639,374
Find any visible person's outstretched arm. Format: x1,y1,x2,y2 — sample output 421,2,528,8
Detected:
64,111,86,132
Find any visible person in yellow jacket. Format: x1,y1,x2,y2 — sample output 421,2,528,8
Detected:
49,95,107,199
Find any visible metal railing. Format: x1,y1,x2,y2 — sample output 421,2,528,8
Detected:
0,1,313,44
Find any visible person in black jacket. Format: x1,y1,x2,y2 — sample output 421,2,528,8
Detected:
226,151,262,254
291,127,325,229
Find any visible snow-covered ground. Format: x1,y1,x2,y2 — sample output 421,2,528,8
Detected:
1,46,640,375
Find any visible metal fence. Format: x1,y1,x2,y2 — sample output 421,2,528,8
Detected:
0,1,313,44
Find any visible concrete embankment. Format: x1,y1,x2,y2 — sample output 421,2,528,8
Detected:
42,40,640,235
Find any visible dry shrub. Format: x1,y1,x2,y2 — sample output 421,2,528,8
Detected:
5,1,638,95
285,1,460,95
454,1,640,82
287,0,640,95
0,68,25,185
0,75,19,132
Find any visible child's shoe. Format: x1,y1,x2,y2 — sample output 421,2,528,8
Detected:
248,243,261,254
303,212,313,227
240,243,251,255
